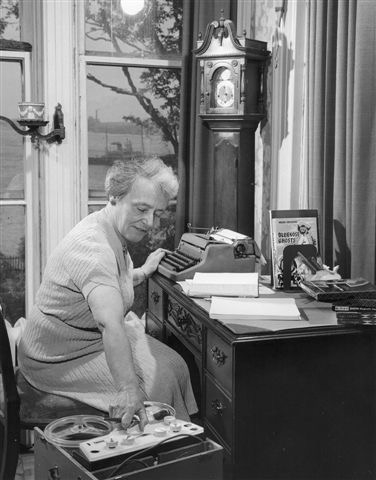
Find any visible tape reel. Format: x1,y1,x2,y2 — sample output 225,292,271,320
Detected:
43,402,176,448
44,415,113,447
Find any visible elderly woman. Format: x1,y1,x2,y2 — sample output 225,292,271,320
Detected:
18,157,197,430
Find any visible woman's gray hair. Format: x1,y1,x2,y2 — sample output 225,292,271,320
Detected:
104,157,179,201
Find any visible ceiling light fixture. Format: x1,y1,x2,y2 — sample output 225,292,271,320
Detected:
120,0,145,16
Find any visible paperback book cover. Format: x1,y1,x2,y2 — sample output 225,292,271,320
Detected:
337,312,376,326
270,209,319,289
332,298,376,312
300,277,376,302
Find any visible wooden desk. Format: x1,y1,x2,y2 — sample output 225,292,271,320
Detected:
146,273,376,480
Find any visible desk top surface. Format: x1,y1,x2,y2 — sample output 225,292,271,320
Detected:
152,273,372,339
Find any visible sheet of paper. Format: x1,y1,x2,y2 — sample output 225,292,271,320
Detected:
210,229,247,244
183,272,259,297
209,296,301,321
192,272,258,284
191,297,336,334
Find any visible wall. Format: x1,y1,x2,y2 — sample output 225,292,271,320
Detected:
239,0,307,272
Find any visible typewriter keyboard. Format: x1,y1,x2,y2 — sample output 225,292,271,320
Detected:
159,251,199,272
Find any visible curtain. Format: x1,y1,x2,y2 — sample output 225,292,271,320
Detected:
307,0,376,282
176,0,236,243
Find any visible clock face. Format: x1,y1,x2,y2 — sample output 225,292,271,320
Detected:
216,79,235,108
213,67,235,109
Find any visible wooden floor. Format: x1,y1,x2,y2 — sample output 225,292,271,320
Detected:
15,452,34,480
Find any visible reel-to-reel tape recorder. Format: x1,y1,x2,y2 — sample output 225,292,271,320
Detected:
39,401,215,477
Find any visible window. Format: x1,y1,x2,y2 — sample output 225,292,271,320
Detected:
0,2,40,325
82,0,183,312
0,49,39,325
0,0,20,42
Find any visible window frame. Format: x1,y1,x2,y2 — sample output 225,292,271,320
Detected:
77,1,183,216
0,49,40,316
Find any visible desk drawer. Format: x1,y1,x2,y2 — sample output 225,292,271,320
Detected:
205,424,233,474
205,375,233,449
167,297,203,354
148,278,165,321
206,329,232,394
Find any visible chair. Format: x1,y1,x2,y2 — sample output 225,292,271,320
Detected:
0,306,104,479
0,306,20,480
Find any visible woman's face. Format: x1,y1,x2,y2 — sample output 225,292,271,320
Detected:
113,176,168,242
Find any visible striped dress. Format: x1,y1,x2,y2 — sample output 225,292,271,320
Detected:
18,209,197,421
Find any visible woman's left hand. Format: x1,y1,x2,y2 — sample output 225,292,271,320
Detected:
142,248,170,276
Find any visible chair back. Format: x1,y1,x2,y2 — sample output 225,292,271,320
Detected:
0,306,20,480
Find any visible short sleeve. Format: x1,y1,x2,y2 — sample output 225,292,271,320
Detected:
61,228,121,299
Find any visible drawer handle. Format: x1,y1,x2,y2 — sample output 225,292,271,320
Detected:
151,291,160,304
168,302,202,345
211,346,227,366
211,399,225,416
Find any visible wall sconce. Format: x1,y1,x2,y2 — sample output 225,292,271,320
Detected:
0,102,65,145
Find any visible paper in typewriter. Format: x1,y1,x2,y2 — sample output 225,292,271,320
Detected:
210,228,248,244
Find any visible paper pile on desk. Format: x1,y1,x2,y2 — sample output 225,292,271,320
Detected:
209,296,301,321
182,272,259,298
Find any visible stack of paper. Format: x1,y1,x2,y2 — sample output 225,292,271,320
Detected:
209,296,301,321
182,272,259,298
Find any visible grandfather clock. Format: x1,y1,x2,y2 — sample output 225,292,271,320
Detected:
195,13,270,237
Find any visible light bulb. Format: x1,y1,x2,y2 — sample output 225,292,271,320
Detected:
120,0,145,15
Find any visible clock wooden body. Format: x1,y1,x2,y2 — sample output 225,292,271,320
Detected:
194,15,270,237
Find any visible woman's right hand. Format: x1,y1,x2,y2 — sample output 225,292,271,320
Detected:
109,384,148,431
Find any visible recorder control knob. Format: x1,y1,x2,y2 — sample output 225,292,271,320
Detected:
170,421,182,433
164,415,176,425
106,438,118,449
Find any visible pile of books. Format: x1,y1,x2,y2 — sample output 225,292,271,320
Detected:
332,298,376,326
300,277,376,302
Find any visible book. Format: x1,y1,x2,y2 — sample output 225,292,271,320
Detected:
336,312,376,320
183,272,259,298
300,277,376,302
209,296,301,321
332,298,376,312
337,312,376,326
269,209,319,289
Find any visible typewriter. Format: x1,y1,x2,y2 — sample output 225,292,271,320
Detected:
158,228,262,281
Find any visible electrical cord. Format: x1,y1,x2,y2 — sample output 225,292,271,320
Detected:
110,433,205,478
117,457,151,472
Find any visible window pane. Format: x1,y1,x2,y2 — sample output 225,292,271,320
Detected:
0,0,20,41
0,60,24,200
0,205,25,325
87,64,180,200
85,0,183,58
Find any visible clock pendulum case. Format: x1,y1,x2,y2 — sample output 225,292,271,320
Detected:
194,13,270,237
